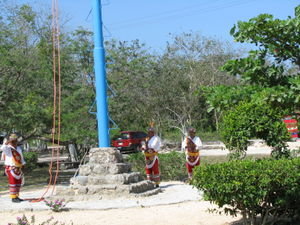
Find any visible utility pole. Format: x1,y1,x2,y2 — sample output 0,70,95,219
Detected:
92,0,110,147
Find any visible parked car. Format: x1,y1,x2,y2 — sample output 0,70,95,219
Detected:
111,131,147,153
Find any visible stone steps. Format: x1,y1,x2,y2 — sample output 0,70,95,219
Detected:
47,169,77,185
55,180,158,200
88,172,142,185
54,147,159,200
79,163,131,176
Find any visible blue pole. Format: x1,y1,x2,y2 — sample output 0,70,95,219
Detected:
92,0,110,147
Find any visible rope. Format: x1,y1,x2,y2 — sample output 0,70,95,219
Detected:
31,0,61,202
52,0,62,195
72,148,89,178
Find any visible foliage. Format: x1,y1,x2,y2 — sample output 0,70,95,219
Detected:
105,33,240,135
220,101,290,158
23,152,38,171
192,158,300,225
8,215,34,225
0,3,53,135
156,32,240,134
8,214,72,225
159,151,187,181
106,39,157,131
222,4,300,107
229,6,300,67
126,152,147,178
44,199,66,212
62,28,97,145
0,1,243,150
203,85,259,114
203,4,300,158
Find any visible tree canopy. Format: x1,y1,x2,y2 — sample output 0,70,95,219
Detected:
205,4,300,157
0,1,241,148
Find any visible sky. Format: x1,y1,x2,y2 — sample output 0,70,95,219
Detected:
18,0,299,51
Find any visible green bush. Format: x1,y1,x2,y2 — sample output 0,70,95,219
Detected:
23,152,38,171
220,101,290,159
159,151,187,181
127,151,187,181
192,158,300,225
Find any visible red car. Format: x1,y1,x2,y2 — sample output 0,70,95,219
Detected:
111,131,147,152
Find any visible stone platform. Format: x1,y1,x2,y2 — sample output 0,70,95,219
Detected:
54,147,160,200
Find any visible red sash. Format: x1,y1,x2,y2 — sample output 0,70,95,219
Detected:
11,148,23,168
186,138,199,163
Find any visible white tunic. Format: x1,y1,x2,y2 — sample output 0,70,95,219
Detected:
141,135,161,169
0,144,26,167
147,136,161,152
181,136,203,151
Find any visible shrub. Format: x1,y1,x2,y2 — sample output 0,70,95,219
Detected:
8,214,72,225
23,152,38,171
9,215,32,225
44,199,66,212
159,151,187,181
220,102,290,159
192,158,300,225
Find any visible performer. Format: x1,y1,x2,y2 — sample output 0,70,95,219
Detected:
141,128,161,187
182,128,202,180
1,134,26,203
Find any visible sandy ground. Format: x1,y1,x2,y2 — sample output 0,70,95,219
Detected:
0,201,241,225
5,141,297,225
0,181,242,225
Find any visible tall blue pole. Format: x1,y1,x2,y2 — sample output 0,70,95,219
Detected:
92,0,110,147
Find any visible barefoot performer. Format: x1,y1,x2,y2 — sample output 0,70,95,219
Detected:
141,128,161,187
1,134,26,203
182,128,202,180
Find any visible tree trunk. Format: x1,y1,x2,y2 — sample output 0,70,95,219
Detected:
68,144,78,162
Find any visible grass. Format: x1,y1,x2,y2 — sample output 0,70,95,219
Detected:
201,154,271,165
0,166,50,192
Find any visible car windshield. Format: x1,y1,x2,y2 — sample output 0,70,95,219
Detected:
112,133,131,140
120,133,130,139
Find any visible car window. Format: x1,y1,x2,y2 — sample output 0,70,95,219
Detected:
132,133,141,138
120,133,130,139
136,132,147,138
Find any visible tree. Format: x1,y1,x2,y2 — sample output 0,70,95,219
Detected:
61,28,97,145
0,3,53,136
0,2,97,149
205,5,300,157
106,39,158,131
157,32,239,135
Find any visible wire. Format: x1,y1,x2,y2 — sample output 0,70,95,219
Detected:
107,0,221,27
85,8,92,22
108,0,260,30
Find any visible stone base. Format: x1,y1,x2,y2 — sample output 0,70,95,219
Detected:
54,147,159,201
54,180,161,201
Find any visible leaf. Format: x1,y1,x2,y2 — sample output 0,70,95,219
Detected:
230,25,236,35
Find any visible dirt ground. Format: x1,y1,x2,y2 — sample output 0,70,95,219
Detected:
1,201,241,225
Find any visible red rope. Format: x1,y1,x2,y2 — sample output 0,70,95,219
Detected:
52,0,62,194
31,0,61,202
